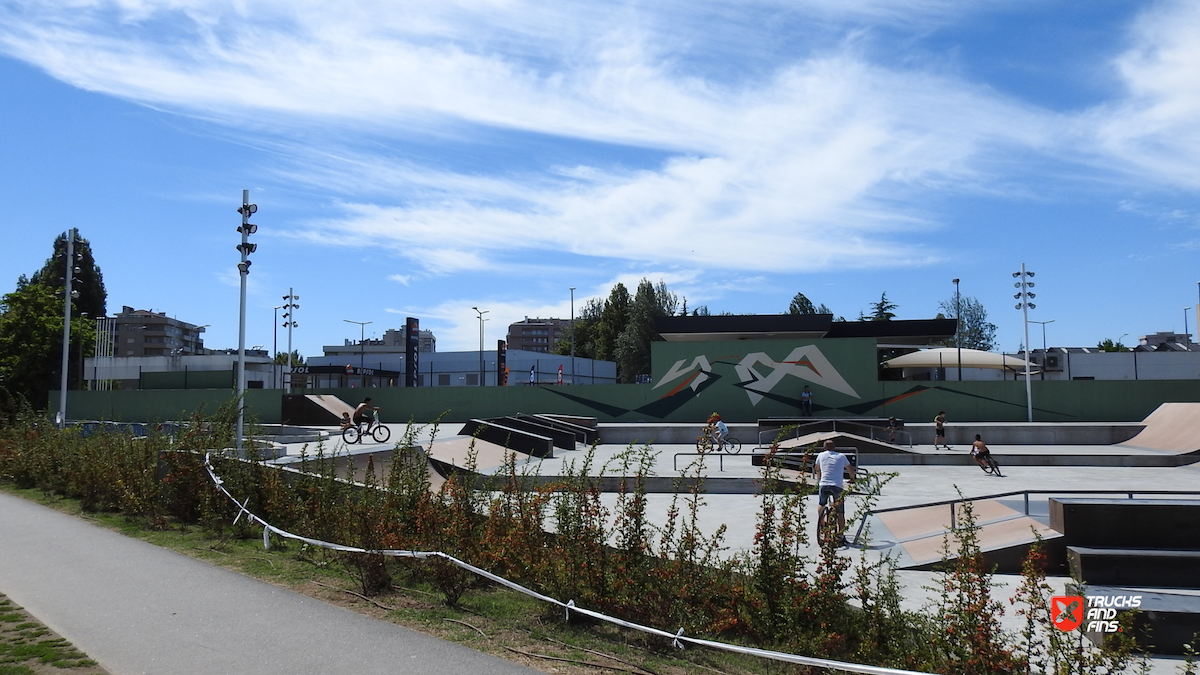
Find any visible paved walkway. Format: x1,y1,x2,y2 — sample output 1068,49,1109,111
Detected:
0,491,537,675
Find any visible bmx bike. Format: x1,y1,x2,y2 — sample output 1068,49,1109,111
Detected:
343,410,391,444
975,452,1002,476
696,428,742,454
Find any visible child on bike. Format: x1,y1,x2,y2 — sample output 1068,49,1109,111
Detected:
707,413,729,451
339,412,353,430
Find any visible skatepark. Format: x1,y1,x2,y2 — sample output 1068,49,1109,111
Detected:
255,398,1200,664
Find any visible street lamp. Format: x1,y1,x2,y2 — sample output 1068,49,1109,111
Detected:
1029,319,1054,380
282,289,299,391
273,305,283,388
1013,264,1036,422
569,287,575,385
343,319,371,387
57,228,78,427
952,278,961,381
472,307,489,386
235,190,258,452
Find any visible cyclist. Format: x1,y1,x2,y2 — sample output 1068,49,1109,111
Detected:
352,397,380,432
971,434,995,471
706,412,729,451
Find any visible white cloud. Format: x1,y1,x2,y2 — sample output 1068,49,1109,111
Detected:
1091,0,1200,188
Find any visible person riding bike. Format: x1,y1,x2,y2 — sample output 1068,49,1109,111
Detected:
706,413,729,451
352,397,381,432
971,434,994,469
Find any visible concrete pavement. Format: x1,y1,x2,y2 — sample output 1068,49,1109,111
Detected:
0,491,538,675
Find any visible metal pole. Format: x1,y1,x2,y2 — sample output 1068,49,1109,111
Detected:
236,190,250,451
342,319,371,388
570,287,575,385
1185,307,1190,344
286,288,295,391
953,278,961,381
472,307,488,386
273,306,280,388
1021,263,1033,422
57,229,75,427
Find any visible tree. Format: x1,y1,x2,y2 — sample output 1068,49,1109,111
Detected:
273,350,306,366
788,292,816,315
594,283,631,362
937,295,998,351
0,278,95,410
1097,338,1128,353
615,279,672,383
32,230,107,320
868,292,898,321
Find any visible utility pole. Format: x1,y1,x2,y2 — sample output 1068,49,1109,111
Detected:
235,191,258,451
57,229,75,428
569,287,575,385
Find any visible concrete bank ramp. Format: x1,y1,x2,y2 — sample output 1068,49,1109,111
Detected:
1117,402,1200,454
778,431,910,454
281,394,356,426
871,499,1060,572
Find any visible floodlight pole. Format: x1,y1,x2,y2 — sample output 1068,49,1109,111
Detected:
570,287,575,385
234,190,258,452
1014,263,1035,422
952,278,961,382
472,307,488,386
57,229,75,428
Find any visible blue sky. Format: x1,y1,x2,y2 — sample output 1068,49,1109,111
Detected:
1,0,1198,356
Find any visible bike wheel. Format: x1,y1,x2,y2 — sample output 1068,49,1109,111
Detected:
987,456,1002,476
726,438,742,454
342,426,361,444
372,424,391,443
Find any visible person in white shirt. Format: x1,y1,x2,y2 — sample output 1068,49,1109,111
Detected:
813,440,854,545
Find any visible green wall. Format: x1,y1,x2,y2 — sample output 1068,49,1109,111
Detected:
55,338,1200,424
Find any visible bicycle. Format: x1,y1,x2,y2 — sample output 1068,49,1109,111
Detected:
695,427,742,454
974,451,1002,476
342,410,391,444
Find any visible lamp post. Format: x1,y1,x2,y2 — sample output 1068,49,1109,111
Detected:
1186,307,1192,345
282,289,299,391
234,191,258,452
343,319,371,387
273,305,283,388
1029,319,1054,380
57,229,76,427
952,278,961,381
472,307,489,386
569,287,575,385
1013,264,1036,422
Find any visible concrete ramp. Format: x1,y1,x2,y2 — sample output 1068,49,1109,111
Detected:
778,431,909,454
1118,403,1200,453
871,499,1061,572
281,394,355,426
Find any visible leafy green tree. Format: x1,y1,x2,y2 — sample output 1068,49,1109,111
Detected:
594,283,631,362
937,295,997,351
1097,338,1128,352
32,230,107,320
615,279,675,383
0,278,95,410
868,292,897,321
788,292,816,314
273,350,306,365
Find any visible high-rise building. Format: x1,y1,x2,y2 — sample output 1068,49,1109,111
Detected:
112,306,207,357
506,317,569,353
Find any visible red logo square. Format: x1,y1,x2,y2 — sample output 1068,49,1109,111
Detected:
1052,595,1084,632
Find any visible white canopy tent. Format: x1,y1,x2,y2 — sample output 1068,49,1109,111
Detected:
881,348,1038,374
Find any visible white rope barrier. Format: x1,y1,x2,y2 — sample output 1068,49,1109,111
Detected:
203,453,937,675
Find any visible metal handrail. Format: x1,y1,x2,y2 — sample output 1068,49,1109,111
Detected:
757,420,914,450
851,489,1200,546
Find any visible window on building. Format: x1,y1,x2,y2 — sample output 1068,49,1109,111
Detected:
465,373,479,386
437,374,450,386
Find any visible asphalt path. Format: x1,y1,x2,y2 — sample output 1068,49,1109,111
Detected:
0,491,538,675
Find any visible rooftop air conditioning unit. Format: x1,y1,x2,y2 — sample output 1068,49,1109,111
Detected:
1045,354,1062,371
